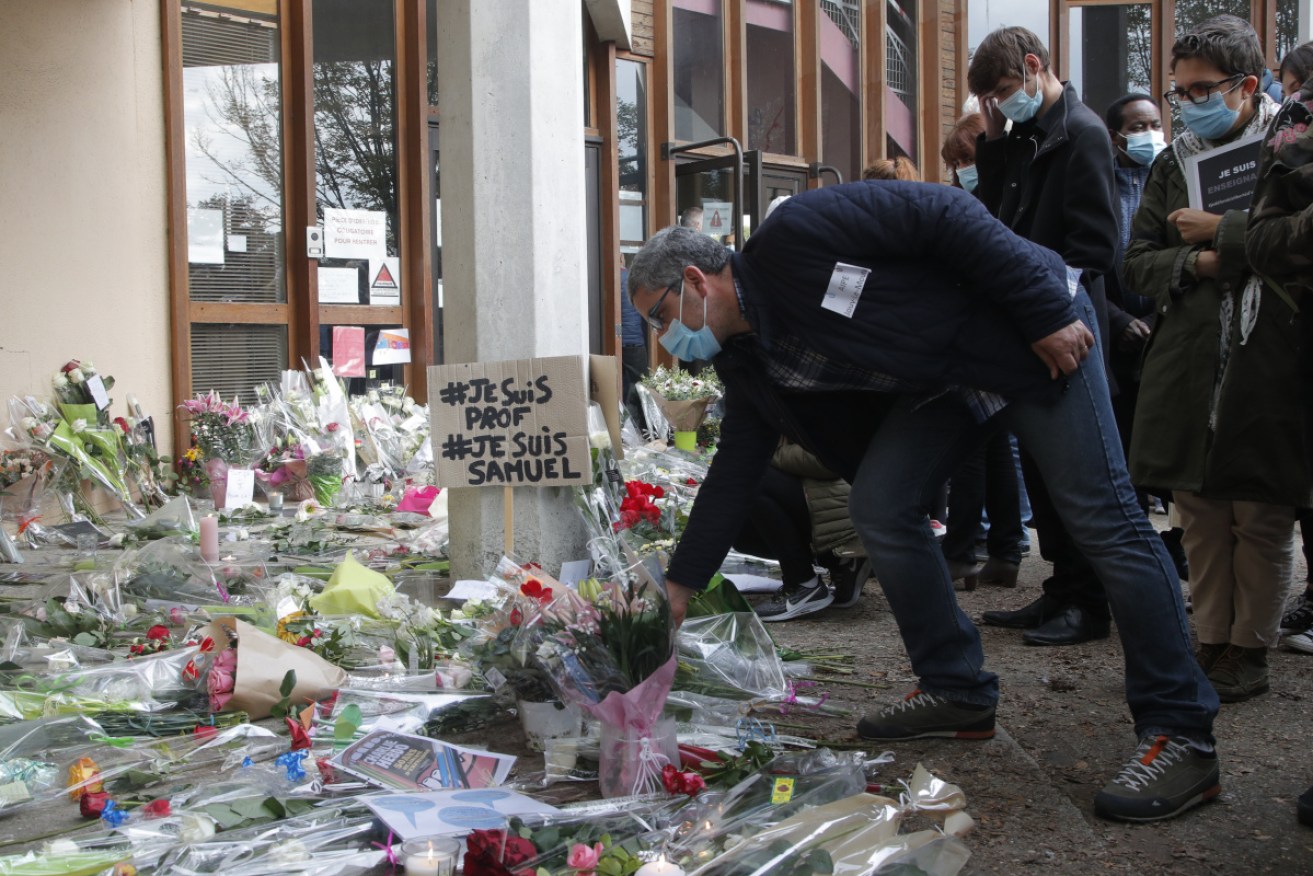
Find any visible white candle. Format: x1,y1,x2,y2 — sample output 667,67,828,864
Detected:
199,515,219,563
401,838,457,876
636,856,686,876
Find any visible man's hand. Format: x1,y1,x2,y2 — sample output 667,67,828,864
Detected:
667,580,697,627
1168,208,1222,245
982,98,1007,140
1194,250,1221,279
1118,318,1151,351
1031,320,1095,379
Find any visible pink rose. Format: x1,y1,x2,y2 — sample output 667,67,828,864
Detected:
209,691,232,712
566,842,604,873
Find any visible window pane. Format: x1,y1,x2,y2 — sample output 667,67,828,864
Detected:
886,0,918,160
1277,0,1300,62
313,0,401,306
191,324,288,399
617,59,648,252
674,0,725,141
181,2,286,304
319,324,406,389
747,0,795,154
1175,0,1251,37
821,1,861,182
1070,5,1153,121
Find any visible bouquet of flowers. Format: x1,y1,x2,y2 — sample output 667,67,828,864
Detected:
51,359,113,427
185,616,349,720
7,394,142,524
181,392,256,509
348,383,432,482
464,809,668,876
526,565,679,798
639,366,722,451
177,438,210,495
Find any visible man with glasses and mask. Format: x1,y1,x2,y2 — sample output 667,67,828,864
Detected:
628,176,1221,821
1125,15,1305,706
967,26,1125,651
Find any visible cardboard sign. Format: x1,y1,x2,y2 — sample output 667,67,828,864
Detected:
1184,133,1264,215
428,356,590,488
588,354,624,461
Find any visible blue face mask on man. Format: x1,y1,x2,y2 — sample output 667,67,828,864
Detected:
955,164,979,193
997,66,1043,123
1179,90,1241,139
658,282,722,362
1122,130,1166,165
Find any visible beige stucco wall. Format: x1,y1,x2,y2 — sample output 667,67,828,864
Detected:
0,1,172,435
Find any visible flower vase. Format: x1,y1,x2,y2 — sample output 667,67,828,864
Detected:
597,714,679,798
517,699,584,752
673,430,698,452
206,459,230,510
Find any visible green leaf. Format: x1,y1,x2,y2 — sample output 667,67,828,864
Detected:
72,631,100,646
279,669,297,698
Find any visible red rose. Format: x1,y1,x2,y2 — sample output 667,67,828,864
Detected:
193,724,218,741
509,607,523,627
146,625,171,642
501,836,538,867
141,798,171,818
79,791,110,818
60,360,81,374
316,756,338,784
652,485,666,499
297,635,313,647
519,579,553,603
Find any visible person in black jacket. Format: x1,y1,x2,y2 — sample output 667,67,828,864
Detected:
968,26,1122,647
628,182,1220,823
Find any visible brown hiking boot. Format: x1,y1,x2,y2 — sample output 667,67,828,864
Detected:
1207,645,1269,703
1195,642,1227,674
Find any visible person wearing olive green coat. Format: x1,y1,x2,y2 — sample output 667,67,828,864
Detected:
1123,29,1304,705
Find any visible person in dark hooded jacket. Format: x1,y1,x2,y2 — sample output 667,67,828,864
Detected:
627,180,1220,823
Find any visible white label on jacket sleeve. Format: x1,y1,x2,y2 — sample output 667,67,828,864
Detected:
821,262,871,318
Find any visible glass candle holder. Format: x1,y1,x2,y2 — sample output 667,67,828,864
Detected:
400,837,460,876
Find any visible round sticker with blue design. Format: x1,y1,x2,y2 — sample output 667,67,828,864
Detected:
451,790,511,803
436,806,507,829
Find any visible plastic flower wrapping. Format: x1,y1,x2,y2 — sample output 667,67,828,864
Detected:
0,354,990,876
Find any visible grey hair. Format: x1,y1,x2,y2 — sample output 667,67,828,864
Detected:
627,226,731,299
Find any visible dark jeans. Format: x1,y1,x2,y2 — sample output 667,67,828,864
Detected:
622,343,648,426
943,431,1024,565
733,466,815,586
848,289,1217,738
1022,449,1111,619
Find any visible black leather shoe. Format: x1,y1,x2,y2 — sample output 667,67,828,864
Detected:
1022,606,1111,646
982,594,1063,629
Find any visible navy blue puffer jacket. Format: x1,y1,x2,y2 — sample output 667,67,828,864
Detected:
736,180,1077,402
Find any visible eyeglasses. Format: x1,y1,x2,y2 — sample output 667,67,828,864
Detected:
643,280,681,332
1163,74,1244,108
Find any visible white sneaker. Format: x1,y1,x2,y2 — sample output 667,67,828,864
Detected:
1282,630,1313,655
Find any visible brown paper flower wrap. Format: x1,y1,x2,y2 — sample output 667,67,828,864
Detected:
201,616,348,720
650,395,713,433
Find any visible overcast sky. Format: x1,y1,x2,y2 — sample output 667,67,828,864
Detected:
968,0,1049,50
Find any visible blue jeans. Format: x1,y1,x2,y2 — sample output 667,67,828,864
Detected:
848,291,1218,739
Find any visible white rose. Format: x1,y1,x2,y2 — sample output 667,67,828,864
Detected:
80,360,95,373
121,602,138,619
268,839,311,865
179,813,217,843
53,374,69,389
402,397,416,413
21,417,36,430
108,533,125,548
71,419,87,433
68,368,85,384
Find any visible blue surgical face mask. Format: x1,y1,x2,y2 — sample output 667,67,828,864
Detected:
955,164,979,193
997,67,1043,123
1123,130,1166,165
1179,91,1241,139
659,285,722,362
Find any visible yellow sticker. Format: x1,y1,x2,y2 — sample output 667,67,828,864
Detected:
770,776,796,804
